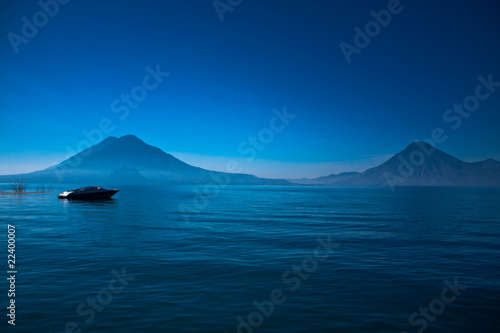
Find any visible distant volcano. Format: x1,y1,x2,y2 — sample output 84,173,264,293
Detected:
0,135,289,185
291,142,500,187
1,137,498,187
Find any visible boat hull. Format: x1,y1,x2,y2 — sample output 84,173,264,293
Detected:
58,189,119,200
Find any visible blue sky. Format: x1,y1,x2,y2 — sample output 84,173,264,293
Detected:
1,0,500,178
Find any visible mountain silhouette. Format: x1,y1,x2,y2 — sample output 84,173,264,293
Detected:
1,138,498,187
290,172,359,185
0,135,289,185
294,142,500,187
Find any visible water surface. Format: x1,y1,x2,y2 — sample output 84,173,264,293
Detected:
1,185,499,332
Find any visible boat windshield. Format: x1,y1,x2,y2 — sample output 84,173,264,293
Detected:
71,186,102,191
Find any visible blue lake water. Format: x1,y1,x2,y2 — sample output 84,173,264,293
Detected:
1,185,499,332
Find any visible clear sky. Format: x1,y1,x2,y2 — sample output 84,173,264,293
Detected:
1,0,499,178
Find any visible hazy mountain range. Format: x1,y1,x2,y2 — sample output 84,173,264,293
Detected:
0,135,287,185
1,135,499,187
292,142,500,187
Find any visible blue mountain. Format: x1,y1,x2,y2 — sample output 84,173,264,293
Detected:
0,135,289,185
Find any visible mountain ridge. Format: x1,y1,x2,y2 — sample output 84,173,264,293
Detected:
0,135,289,185
292,142,500,187
1,137,498,187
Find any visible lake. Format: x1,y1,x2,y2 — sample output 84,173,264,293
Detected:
1,185,499,332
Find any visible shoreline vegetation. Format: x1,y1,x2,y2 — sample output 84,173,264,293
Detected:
0,181,52,195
